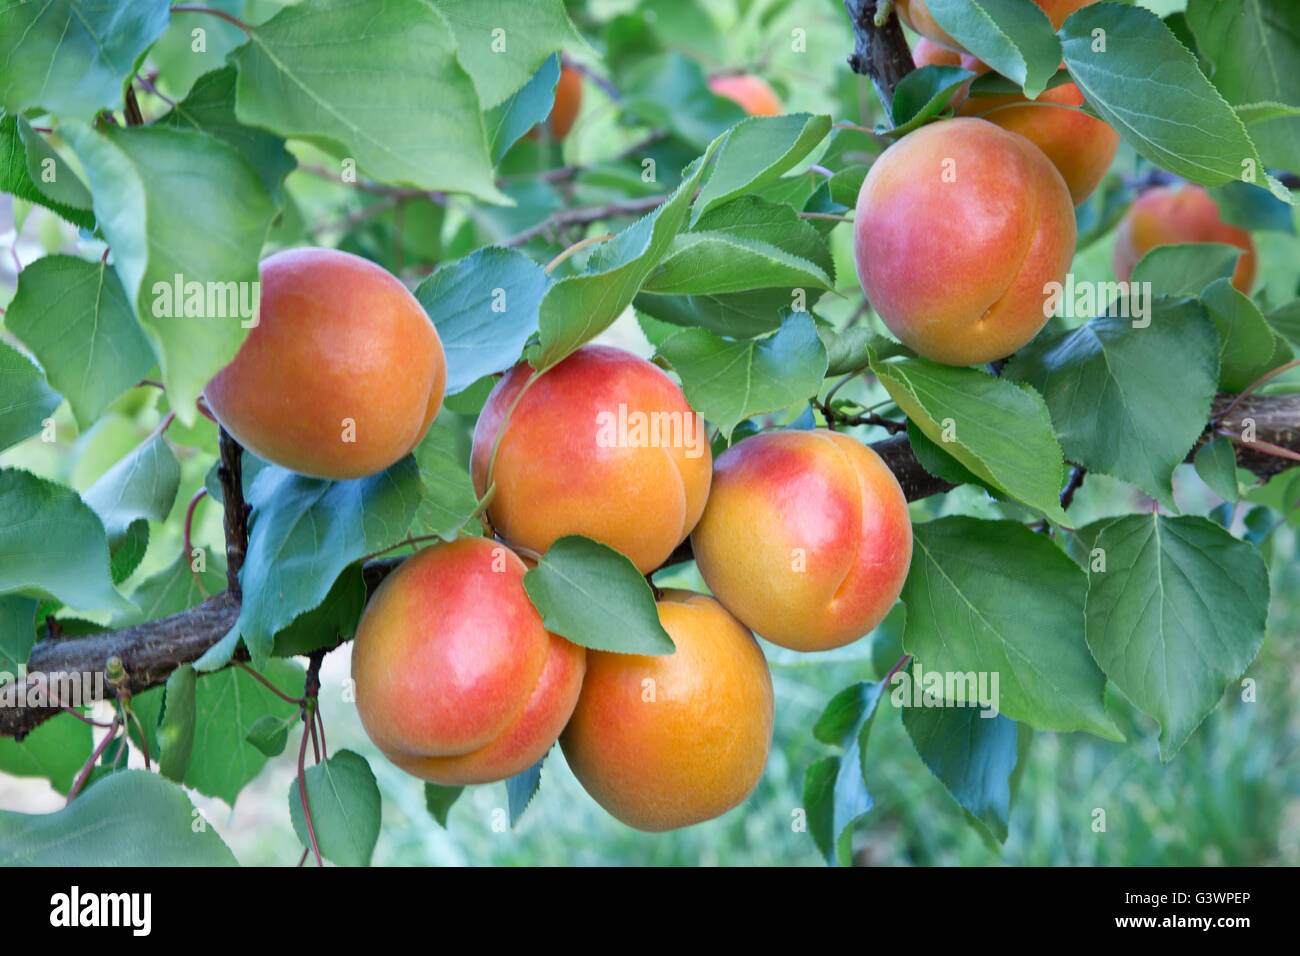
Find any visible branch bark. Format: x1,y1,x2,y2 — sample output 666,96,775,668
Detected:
843,0,916,115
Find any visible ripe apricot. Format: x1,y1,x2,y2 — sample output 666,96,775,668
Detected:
351,537,585,786
1112,185,1257,293
708,74,784,116
549,64,583,139
203,247,445,480
691,430,912,652
471,345,711,574
853,117,1077,365
560,590,773,832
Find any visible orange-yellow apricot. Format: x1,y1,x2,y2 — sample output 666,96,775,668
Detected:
708,74,784,116
1113,185,1257,293
549,64,583,139
691,430,912,652
471,345,711,574
351,537,585,786
203,247,445,480
853,117,1077,365
560,590,773,831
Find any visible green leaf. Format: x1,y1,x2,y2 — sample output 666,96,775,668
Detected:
425,783,464,827
1211,181,1296,234
415,246,550,395
109,519,149,585
924,0,1060,98
804,681,885,865
1194,437,1241,503
157,66,296,204
0,713,91,796
433,0,589,109
644,196,834,294
4,256,157,429
485,53,560,162
1084,514,1269,760
231,0,504,201
204,459,422,670
0,115,94,229
156,665,197,783
621,52,745,151
901,705,1019,842
1060,3,1274,191
656,310,828,439
0,469,132,614
289,749,382,867
634,287,793,338
693,113,833,221
245,713,294,758
1200,278,1284,391
887,66,974,134
870,355,1069,523
529,144,716,370
907,420,990,491
0,342,60,454
411,423,480,541
522,535,675,654
0,595,37,673
117,552,226,629
82,435,181,541
1004,302,1221,511
506,757,544,827
1131,242,1244,299
0,0,171,119
62,122,276,426
1268,300,1300,348
271,564,366,659
901,517,1122,740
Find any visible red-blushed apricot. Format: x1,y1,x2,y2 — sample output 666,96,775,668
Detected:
351,537,585,787
708,74,784,116
203,247,445,480
1113,185,1257,293
549,64,583,139
691,430,912,652
853,117,1077,365
471,345,711,574
899,0,1095,52
559,590,773,832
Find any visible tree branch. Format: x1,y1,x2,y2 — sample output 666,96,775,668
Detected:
843,0,916,116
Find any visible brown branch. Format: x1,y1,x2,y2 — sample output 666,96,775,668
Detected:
218,428,249,599
502,194,668,248
3,393,1299,740
842,0,916,117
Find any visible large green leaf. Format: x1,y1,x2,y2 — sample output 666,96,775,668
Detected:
924,0,1060,98
1004,302,1220,511
901,517,1121,740
1200,278,1285,391
230,0,503,201
1084,514,1269,760
0,469,132,614
0,0,171,119
870,355,1069,524
0,713,91,796
289,749,381,867
82,434,181,541
804,681,885,865
1060,3,1280,194
200,458,422,669
0,115,94,229
0,770,237,866
1131,242,1243,299
634,287,793,338
63,122,275,426
4,256,156,429
692,113,833,221
0,342,60,454
522,536,674,654
415,246,550,395
656,310,828,439
432,0,589,109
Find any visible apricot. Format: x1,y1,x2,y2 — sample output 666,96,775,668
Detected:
691,430,912,652
560,590,773,832
853,117,1077,365
471,345,711,574
1112,185,1257,293
351,537,585,786
708,74,783,116
549,63,583,139
203,247,445,480
898,0,1095,53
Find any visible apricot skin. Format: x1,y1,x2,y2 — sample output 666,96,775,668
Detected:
351,537,585,787
560,590,774,832
549,64,583,139
471,345,712,574
1113,186,1257,293
691,430,913,652
853,118,1077,366
203,247,445,480
708,74,783,116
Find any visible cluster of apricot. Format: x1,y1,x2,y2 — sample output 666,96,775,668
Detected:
201,245,913,831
